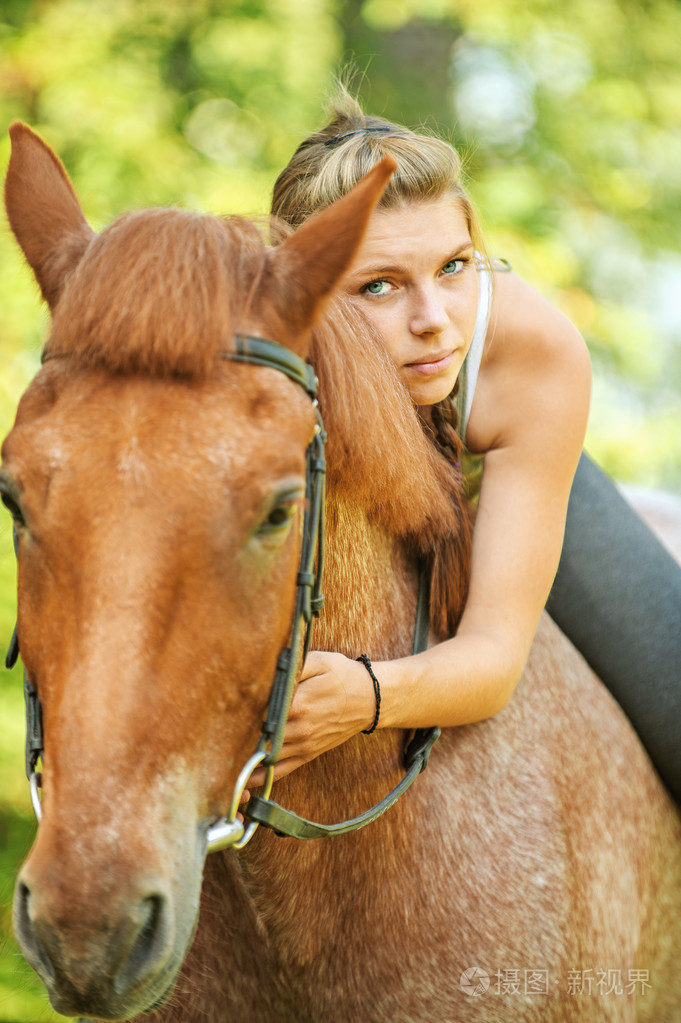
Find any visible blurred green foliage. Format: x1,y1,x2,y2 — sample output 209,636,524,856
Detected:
1,0,680,1018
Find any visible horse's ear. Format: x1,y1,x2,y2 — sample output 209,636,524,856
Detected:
4,122,95,310
263,156,396,354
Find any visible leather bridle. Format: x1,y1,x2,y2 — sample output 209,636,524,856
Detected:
6,335,439,851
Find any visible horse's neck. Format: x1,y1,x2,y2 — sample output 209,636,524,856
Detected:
236,498,419,946
315,498,419,659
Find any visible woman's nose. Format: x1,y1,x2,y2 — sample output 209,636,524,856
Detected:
409,286,449,335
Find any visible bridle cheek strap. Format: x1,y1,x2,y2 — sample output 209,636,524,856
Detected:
256,407,326,764
6,515,44,822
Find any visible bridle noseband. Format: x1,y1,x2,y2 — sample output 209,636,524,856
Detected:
7,335,439,851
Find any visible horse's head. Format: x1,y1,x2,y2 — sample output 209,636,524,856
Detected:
2,123,394,1019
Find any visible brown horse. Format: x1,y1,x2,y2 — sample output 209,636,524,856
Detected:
3,123,681,1023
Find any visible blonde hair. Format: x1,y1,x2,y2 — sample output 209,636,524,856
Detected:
273,87,481,241
272,86,484,472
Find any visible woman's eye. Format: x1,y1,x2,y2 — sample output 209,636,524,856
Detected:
441,259,466,277
362,279,392,296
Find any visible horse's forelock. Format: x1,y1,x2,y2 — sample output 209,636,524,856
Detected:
48,208,267,378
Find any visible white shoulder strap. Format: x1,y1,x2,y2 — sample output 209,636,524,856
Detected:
457,258,493,442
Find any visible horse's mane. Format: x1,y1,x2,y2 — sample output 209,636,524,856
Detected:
308,307,471,635
47,207,471,634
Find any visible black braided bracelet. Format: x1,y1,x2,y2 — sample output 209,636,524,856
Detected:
357,653,381,734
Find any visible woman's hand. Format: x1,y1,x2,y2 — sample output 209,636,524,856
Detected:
245,650,377,786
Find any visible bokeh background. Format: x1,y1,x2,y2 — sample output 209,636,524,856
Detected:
1,0,680,1018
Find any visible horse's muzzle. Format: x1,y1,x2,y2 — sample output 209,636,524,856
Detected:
14,876,180,1019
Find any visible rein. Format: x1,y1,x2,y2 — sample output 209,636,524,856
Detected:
7,335,439,850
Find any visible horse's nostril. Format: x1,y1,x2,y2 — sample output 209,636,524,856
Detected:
114,894,168,996
15,874,176,1015
16,880,31,928
15,881,55,982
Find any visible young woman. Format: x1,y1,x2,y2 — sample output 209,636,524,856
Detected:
250,90,681,803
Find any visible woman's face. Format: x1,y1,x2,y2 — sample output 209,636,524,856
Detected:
342,198,480,407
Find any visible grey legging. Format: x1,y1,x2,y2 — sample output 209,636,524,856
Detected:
546,452,681,803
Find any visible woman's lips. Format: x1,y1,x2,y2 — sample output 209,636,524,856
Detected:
404,350,458,376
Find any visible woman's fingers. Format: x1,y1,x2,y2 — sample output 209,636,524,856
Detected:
246,756,308,787
232,650,375,797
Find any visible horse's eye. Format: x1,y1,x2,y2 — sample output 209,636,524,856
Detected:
259,502,297,534
268,506,294,527
1,492,24,526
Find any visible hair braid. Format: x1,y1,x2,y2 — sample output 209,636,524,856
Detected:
424,384,473,635
430,386,464,472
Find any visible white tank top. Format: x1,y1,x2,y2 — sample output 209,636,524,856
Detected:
454,259,493,444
